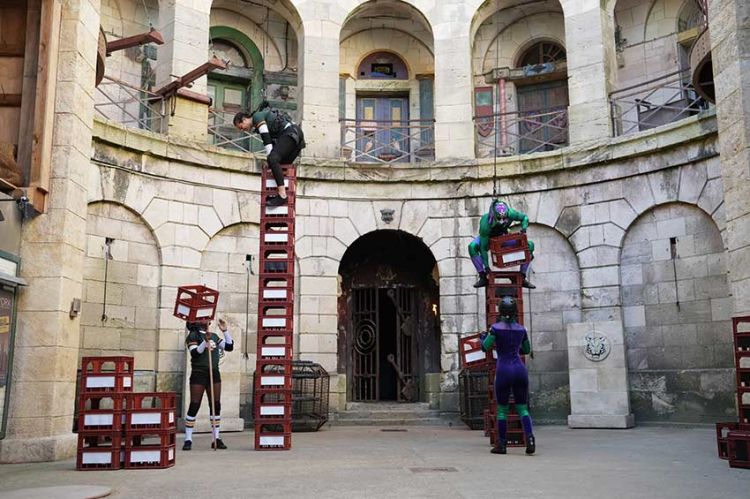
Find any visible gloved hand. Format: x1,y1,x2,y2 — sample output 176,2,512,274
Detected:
479,332,489,352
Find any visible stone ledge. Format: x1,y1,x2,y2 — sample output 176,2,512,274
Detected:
92,111,718,195
0,433,77,464
568,414,635,429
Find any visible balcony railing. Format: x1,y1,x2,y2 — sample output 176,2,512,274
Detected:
609,70,710,137
94,76,166,133
340,119,435,164
474,107,569,157
207,108,265,153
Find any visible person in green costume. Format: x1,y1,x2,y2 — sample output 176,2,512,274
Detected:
468,199,536,288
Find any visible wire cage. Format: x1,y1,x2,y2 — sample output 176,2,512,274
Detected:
253,360,330,432
458,367,490,430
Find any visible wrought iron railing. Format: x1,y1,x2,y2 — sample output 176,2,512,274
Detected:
207,108,265,153
339,119,435,164
94,76,166,133
609,70,710,137
474,107,569,157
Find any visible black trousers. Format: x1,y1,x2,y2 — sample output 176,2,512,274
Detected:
267,126,304,187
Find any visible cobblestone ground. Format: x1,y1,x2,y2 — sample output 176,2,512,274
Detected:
0,425,747,499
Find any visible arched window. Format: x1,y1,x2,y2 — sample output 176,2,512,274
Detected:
357,51,408,80
206,29,265,153
678,0,703,33
212,40,251,70
517,41,566,68
514,41,569,153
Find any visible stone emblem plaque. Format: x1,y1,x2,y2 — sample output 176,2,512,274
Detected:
583,329,610,362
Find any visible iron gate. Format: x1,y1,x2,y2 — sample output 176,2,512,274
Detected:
351,287,417,402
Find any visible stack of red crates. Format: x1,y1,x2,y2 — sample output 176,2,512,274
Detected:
716,316,750,469
459,232,531,448
76,356,176,470
253,164,296,450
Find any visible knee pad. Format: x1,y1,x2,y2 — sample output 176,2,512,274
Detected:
187,402,201,418
211,401,221,416
496,404,509,420
468,242,479,256
516,404,530,418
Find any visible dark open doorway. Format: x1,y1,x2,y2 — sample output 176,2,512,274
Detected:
338,230,440,403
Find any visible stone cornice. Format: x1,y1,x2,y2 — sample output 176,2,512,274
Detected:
91,110,718,200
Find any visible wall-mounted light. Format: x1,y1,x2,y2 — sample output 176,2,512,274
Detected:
70,298,81,319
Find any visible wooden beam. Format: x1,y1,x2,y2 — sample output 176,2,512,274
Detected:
28,0,61,213
154,56,227,98
17,0,42,185
0,95,22,107
106,28,164,56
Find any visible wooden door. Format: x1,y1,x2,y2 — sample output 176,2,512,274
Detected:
356,96,409,162
517,80,569,153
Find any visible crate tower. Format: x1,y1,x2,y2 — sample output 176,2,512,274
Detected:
253,164,297,450
459,232,532,448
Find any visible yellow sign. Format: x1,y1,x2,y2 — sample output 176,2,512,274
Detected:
0,316,9,334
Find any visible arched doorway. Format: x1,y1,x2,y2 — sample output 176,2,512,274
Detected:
338,230,440,403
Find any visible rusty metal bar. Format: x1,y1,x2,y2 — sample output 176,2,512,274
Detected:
474,107,569,157
340,119,435,164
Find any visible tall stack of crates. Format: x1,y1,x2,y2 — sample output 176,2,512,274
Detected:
458,232,531,448
253,164,296,450
716,316,750,469
76,356,176,470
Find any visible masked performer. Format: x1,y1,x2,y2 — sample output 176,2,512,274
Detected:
481,296,535,455
183,318,234,450
468,200,535,289
234,102,305,207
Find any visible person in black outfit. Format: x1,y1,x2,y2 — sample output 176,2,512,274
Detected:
234,103,305,206
183,318,233,450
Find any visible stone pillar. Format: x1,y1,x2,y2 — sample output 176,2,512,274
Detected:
562,0,615,145
709,0,750,315
430,3,475,160
566,321,634,428
0,0,101,463
155,0,211,140
297,12,341,159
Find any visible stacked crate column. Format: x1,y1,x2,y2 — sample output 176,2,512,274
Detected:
254,164,297,450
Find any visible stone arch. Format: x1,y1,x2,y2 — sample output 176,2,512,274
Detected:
337,229,441,404
469,0,568,157
208,25,267,109
620,202,734,422
80,201,161,391
195,222,260,426
524,223,581,420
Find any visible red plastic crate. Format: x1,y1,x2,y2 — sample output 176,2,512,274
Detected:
459,333,497,369
256,390,293,420
716,422,739,460
489,233,532,269
124,392,177,431
76,433,122,471
123,429,176,469
258,333,294,360
254,376,293,392
727,430,750,469
78,393,125,432
255,421,292,450
173,285,219,323
80,357,134,393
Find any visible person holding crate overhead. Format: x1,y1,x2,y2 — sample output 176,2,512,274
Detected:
468,199,536,289
183,318,234,450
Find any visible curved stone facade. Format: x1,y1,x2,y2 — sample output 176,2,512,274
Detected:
2,0,748,463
